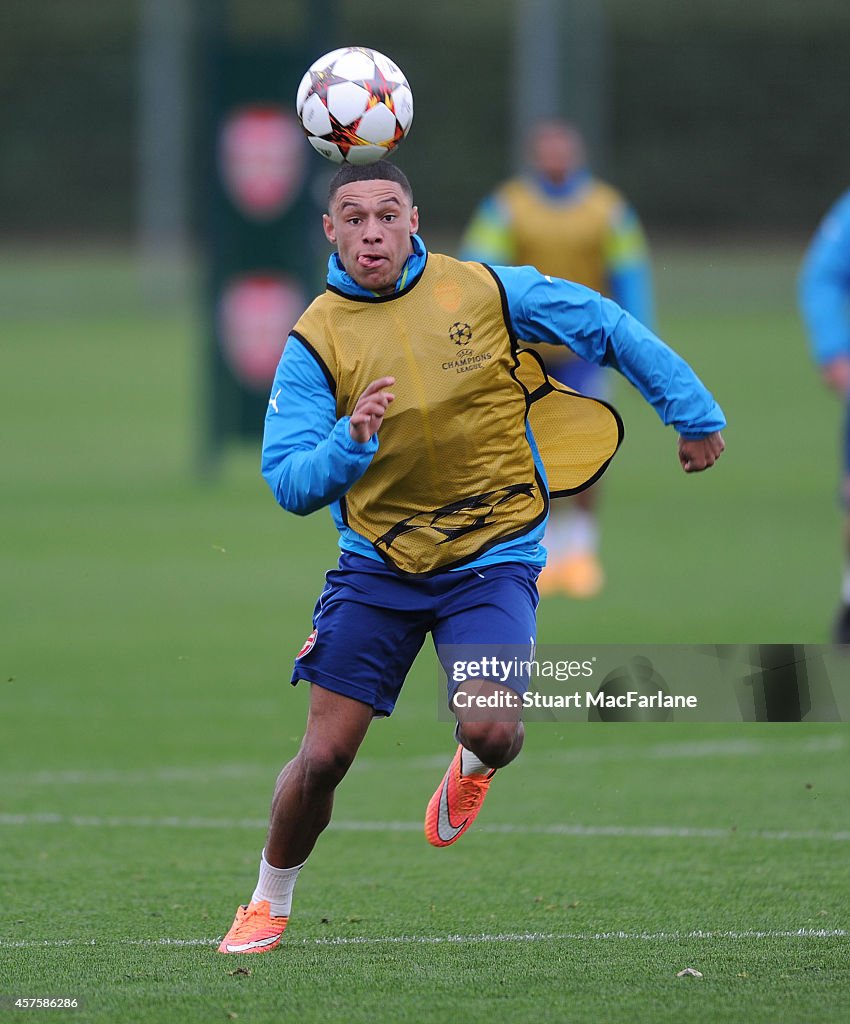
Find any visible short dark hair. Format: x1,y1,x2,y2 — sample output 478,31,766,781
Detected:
327,159,413,209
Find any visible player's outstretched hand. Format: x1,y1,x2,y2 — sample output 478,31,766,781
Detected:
678,431,725,473
349,376,395,443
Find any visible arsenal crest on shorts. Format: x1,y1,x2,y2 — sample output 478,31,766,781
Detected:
296,628,318,660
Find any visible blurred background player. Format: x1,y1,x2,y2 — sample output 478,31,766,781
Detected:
799,188,850,642
459,120,654,598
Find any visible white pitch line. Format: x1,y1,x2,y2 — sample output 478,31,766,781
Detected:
647,736,847,759
0,764,271,787
0,928,846,951
0,813,848,842
545,734,848,766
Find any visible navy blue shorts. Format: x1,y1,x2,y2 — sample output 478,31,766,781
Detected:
290,553,541,715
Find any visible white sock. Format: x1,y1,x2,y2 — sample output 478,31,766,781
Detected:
842,566,850,606
251,849,304,917
545,508,598,558
460,746,493,776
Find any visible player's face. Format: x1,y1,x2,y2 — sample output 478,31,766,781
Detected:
324,181,419,294
532,126,584,184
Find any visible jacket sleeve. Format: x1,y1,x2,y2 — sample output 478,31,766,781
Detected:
798,190,850,366
261,336,378,515
458,193,517,265
604,202,656,330
494,264,726,438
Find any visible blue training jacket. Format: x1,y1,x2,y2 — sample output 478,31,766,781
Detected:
262,235,725,569
799,189,850,366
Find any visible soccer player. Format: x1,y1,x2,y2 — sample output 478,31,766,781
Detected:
218,160,725,954
460,120,654,597
799,188,850,641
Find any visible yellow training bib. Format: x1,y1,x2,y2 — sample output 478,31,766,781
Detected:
291,253,621,575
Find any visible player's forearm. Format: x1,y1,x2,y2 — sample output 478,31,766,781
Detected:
262,418,378,515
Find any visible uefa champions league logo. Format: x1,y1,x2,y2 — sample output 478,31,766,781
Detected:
449,322,473,345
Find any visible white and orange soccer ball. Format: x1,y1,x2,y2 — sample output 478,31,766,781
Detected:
295,46,414,165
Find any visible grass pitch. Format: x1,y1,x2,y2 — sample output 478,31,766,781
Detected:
1,245,848,1023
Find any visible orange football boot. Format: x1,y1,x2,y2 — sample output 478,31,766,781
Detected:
218,900,288,954
538,552,604,598
425,745,496,848
559,551,604,598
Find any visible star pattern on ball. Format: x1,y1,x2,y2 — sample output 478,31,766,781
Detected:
296,47,413,164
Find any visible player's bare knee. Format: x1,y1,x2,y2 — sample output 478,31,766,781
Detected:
460,719,523,768
300,740,356,791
